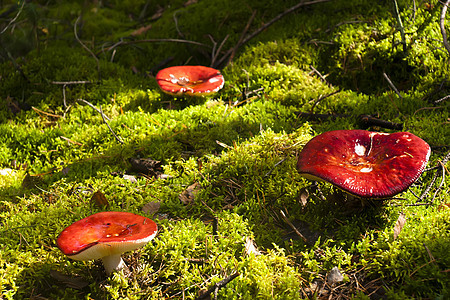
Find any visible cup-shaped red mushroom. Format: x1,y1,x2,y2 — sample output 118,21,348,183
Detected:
156,65,224,96
296,130,431,198
57,211,158,275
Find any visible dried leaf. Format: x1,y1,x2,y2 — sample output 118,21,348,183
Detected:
438,203,450,211
393,212,406,240
179,182,200,205
50,270,89,290
131,24,152,36
150,7,164,21
244,237,260,256
129,158,162,175
123,174,137,183
184,0,198,7
298,187,309,207
0,168,14,176
327,266,344,285
142,201,161,216
91,190,109,208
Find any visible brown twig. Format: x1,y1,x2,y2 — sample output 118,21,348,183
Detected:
383,72,403,99
440,0,450,56
215,0,332,67
310,65,329,84
76,99,110,121
279,210,308,243
99,38,211,55
74,16,101,81
52,81,91,108
358,114,403,130
32,107,63,118
196,273,239,300
418,151,450,203
99,105,124,144
227,10,257,65
309,89,341,114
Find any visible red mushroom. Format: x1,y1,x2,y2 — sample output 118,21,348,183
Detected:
57,211,158,275
296,130,431,198
156,65,224,96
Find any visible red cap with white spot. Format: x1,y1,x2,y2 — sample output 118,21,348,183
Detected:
156,65,224,96
57,211,158,275
296,130,431,198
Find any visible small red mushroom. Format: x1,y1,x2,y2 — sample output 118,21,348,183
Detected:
296,130,431,198
57,211,158,275
156,65,224,96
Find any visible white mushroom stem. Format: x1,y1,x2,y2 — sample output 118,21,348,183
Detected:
102,254,128,275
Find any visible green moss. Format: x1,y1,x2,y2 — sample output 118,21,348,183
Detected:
0,0,449,298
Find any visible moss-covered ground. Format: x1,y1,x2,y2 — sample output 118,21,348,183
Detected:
0,0,449,299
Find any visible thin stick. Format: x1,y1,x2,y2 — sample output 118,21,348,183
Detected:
52,81,91,108
51,81,91,85
215,0,331,67
383,72,403,99
196,273,239,300
228,10,257,65
0,0,25,34
76,99,110,121
418,151,450,202
392,0,407,53
435,94,450,103
32,106,63,118
310,65,329,84
210,34,229,67
440,0,450,56
279,210,307,243
74,15,101,81
99,105,124,144
100,38,211,54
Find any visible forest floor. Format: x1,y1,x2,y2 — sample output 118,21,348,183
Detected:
0,0,449,299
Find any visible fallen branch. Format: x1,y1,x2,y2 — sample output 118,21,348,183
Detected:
440,0,450,56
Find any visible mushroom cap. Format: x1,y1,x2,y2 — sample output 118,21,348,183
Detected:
156,65,224,96
57,211,158,261
296,130,431,198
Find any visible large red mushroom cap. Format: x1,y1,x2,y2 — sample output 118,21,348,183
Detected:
296,130,431,198
57,211,158,274
156,65,224,96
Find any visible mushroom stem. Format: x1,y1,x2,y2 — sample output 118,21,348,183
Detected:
102,254,127,275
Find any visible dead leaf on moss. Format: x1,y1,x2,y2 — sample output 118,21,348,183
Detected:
129,158,162,176
91,190,109,208
150,7,164,21
142,201,161,216
244,237,261,256
184,0,198,7
327,266,344,285
393,212,406,240
131,24,152,36
123,174,137,183
179,182,200,205
298,187,309,207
